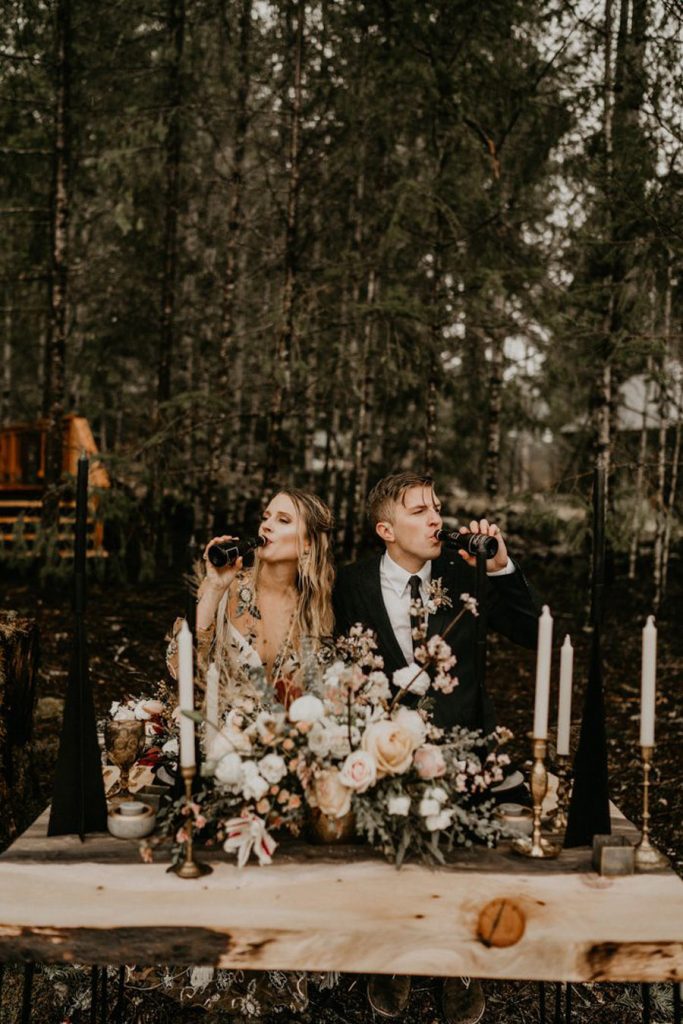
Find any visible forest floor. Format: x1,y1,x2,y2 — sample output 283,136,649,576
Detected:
1,547,682,1023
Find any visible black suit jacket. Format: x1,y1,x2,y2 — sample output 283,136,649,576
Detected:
333,551,540,734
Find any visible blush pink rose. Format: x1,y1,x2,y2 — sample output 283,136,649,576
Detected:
339,750,377,793
413,744,447,779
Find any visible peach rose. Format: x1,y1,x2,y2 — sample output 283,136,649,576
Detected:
313,768,352,819
413,744,446,780
361,721,414,778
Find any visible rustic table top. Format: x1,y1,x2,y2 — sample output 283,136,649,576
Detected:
1,803,682,982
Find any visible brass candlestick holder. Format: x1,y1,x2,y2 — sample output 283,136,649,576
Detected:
548,753,571,835
634,746,669,871
168,765,213,879
512,736,561,858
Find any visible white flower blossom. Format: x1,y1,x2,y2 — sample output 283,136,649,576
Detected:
288,694,325,723
258,753,287,785
388,795,411,816
419,798,441,817
392,665,430,696
425,809,453,832
214,752,244,788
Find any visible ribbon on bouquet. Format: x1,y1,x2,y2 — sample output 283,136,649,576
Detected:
223,813,277,867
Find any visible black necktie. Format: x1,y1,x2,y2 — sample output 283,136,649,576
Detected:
409,575,423,652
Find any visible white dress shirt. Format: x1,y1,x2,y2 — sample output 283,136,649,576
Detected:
379,550,515,666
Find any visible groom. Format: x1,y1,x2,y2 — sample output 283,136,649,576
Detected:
333,472,541,1024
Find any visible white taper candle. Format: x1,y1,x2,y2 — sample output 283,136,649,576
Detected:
205,661,220,756
556,634,574,756
177,619,196,768
640,615,657,747
533,605,553,739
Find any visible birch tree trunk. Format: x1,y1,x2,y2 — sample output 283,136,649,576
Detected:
156,0,185,408
628,353,652,579
264,0,304,488
350,269,377,559
485,325,504,502
653,269,672,610
42,0,71,529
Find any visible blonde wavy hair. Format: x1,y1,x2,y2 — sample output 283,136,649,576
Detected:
252,488,335,645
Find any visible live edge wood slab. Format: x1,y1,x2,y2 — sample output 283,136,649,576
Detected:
0,806,682,983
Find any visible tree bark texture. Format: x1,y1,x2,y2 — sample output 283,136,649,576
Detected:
157,0,185,408
42,0,71,528
264,0,304,489
205,0,253,531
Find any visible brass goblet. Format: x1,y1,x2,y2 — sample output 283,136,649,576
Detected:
104,719,146,798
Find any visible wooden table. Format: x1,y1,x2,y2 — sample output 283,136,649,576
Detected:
1,807,682,983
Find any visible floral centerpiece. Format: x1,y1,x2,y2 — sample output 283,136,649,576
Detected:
145,586,513,868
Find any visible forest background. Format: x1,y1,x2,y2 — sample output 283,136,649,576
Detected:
1,0,682,584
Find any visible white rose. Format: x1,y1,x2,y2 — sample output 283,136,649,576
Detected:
162,737,179,756
112,706,136,722
425,809,453,832
288,695,325,724
339,750,377,793
258,753,287,785
418,798,441,817
210,729,237,762
214,752,244,788
241,761,269,801
307,722,331,757
253,710,286,743
392,707,428,748
134,703,151,720
392,666,430,696
388,795,411,816
426,785,448,805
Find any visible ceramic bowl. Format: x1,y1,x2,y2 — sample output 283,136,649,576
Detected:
107,800,156,839
497,802,533,837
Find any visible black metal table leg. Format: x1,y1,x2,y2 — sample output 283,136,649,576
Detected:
90,966,99,1024
673,982,682,1024
641,982,651,1024
0,962,5,1021
539,981,546,1023
565,982,572,1024
100,966,108,1023
115,966,125,1024
21,963,35,1024
554,982,562,1023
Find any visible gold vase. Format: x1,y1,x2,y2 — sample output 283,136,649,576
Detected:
307,807,356,844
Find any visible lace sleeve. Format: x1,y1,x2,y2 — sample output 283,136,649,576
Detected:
165,617,216,680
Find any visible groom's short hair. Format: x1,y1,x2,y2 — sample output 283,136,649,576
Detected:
367,472,434,528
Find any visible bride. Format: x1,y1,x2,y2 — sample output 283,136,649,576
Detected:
163,488,336,1018
168,487,334,712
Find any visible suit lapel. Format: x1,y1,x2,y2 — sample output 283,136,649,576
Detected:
363,556,407,671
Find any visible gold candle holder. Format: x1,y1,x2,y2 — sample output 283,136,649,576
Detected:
512,736,561,858
168,766,213,879
634,746,669,871
548,753,571,835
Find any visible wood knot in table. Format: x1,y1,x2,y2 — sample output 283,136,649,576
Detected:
476,898,526,948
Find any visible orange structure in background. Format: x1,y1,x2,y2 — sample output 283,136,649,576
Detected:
0,414,110,556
